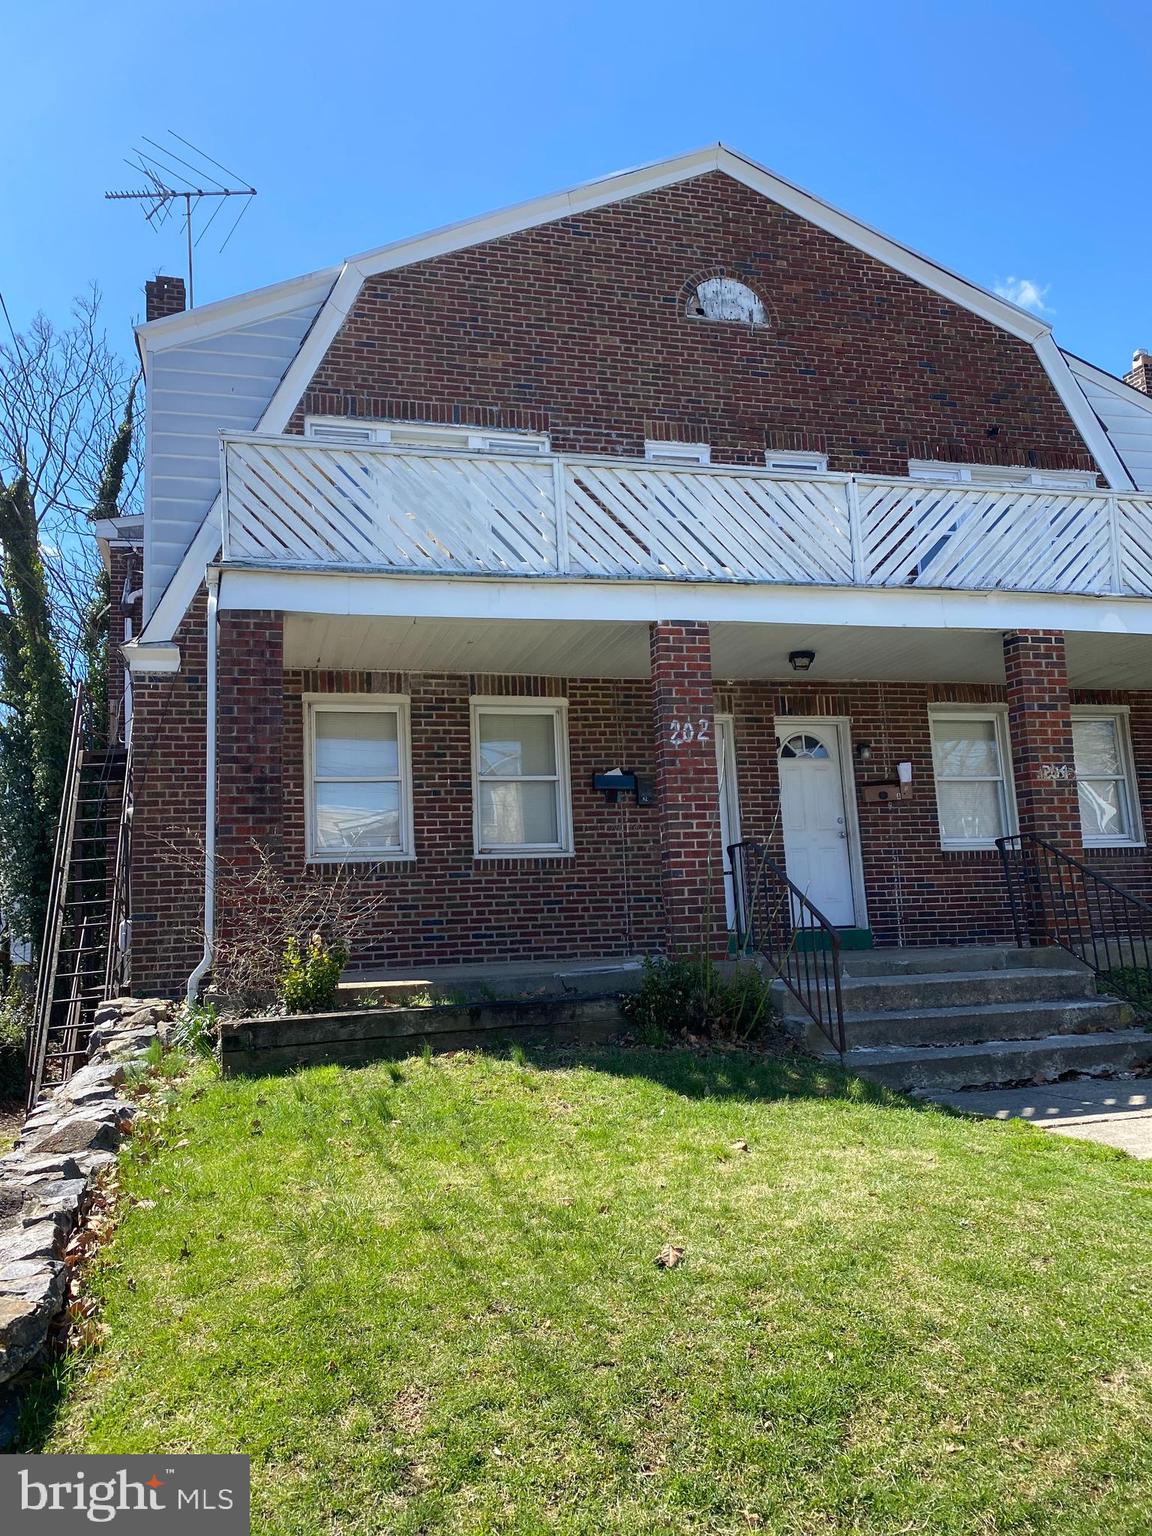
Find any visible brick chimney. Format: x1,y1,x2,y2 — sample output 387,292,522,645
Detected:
1125,350,1152,395
145,274,186,322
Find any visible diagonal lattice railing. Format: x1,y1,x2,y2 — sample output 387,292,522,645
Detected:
221,432,1152,597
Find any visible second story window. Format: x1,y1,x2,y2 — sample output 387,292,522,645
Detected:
765,450,829,474
304,418,550,454
908,460,1098,489
644,441,711,466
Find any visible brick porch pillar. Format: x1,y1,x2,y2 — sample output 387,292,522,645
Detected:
1002,630,1083,946
649,621,726,955
216,609,285,883
1002,630,1081,852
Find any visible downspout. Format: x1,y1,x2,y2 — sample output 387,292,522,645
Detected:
121,574,143,747
185,570,219,1003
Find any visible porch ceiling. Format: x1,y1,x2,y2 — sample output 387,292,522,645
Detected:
283,614,1152,689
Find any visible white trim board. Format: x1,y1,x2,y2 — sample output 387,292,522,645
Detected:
211,567,1152,638
135,142,1135,654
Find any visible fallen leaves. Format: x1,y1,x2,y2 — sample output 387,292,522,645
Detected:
655,1243,685,1270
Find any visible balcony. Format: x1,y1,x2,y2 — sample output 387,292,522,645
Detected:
219,432,1152,599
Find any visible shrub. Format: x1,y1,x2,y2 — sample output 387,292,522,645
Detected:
0,969,31,1100
620,955,783,1047
171,999,219,1056
279,933,349,1015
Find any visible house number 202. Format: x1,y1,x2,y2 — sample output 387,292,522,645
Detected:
669,718,711,746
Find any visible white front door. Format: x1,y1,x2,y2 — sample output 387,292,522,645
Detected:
777,722,856,927
715,717,741,930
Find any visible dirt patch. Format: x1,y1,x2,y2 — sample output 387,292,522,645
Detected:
0,1099,24,1150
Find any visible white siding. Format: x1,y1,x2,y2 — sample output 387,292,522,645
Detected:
1065,353,1152,492
144,296,328,615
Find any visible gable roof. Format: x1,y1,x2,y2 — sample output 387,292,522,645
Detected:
130,143,1137,658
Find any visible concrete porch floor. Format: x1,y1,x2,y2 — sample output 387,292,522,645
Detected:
924,1078,1152,1158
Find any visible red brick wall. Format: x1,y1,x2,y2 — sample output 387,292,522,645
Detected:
290,172,1097,477
277,669,666,970
128,614,1152,991
1074,687,1152,900
718,679,1023,948
129,597,208,993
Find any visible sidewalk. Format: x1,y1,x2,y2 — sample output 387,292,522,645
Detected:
926,1077,1152,1158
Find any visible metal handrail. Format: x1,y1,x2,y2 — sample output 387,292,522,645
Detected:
28,688,88,1106
996,832,1152,1014
729,840,846,1056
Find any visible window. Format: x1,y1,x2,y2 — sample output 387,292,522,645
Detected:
1072,709,1143,847
779,733,829,759
305,697,413,861
908,460,1098,489
765,450,829,474
929,710,1016,848
471,700,572,856
686,277,767,327
304,418,550,454
644,440,711,465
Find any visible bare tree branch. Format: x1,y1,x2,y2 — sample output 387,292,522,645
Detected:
0,287,141,678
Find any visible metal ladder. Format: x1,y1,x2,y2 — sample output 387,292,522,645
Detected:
26,687,128,1109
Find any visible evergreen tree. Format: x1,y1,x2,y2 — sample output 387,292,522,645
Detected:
0,472,73,950
0,385,136,952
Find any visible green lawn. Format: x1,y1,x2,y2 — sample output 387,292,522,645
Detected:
32,1046,1152,1535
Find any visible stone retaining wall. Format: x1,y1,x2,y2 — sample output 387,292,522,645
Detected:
0,997,175,1396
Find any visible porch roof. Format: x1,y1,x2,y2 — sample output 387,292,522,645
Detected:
280,611,1152,690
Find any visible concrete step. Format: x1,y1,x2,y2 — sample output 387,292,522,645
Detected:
817,995,1133,1051
840,944,1076,978
827,966,1097,1016
839,1028,1152,1093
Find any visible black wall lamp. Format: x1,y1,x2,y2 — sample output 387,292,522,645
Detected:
788,650,816,672
855,741,874,763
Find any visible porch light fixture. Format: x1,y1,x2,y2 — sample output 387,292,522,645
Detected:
855,742,874,763
788,650,816,672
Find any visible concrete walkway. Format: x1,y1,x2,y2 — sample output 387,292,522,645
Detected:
927,1077,1152,1158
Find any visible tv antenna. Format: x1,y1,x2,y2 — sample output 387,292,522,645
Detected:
105,132,257,308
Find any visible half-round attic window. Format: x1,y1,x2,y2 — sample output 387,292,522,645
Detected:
687,276,767,327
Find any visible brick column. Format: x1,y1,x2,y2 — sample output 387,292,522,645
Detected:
649,621,726,954
1002,630,1081,853
216,610,285,874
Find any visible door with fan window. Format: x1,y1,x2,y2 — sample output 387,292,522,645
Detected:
776,722,857,927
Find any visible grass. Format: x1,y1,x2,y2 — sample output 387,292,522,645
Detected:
32,1045,1152,1535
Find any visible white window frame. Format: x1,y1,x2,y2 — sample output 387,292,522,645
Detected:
644,440,711,465
470,697,573,858
908,459,1098,489
929,706,1018,850
304,416,550,454
1071,705,1145,849
765,449,829,474
304,694,414,863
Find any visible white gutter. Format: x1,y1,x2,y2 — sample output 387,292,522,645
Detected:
185,570,219,1003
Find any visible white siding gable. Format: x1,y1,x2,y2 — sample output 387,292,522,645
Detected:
1064,353,1152,492
144,298,327,615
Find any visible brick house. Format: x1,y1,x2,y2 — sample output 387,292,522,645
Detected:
100,144,1152,1005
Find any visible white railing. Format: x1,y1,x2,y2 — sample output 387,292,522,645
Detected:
219,432,1152,598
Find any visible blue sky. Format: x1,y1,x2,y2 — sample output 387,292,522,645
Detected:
4,0,1150,376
